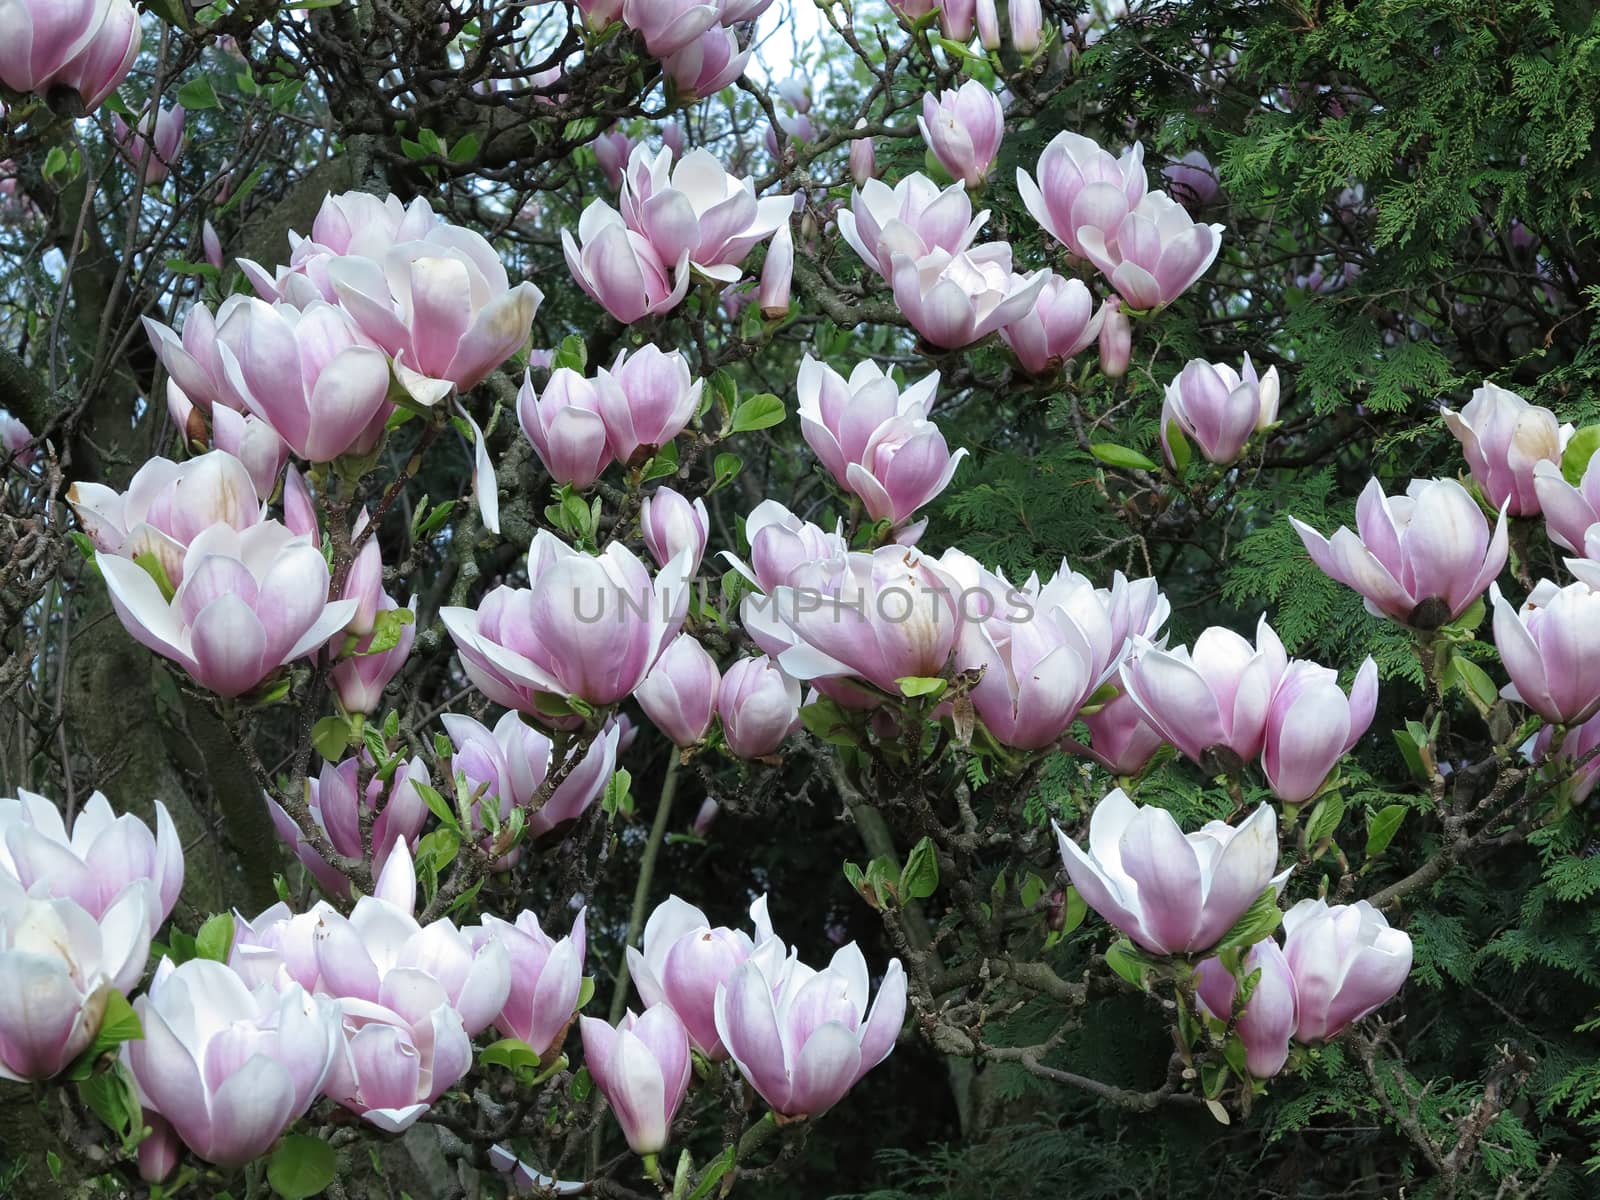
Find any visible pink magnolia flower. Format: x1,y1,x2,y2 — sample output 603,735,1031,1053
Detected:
442,711,620,840
1281,899,1411,1042
165,384,288,499
470,907,587,1059
0,0,140,112
635,633,720,748
890,243,1046,350
143,294,253,416
562,200,690,323
759,219,793,317
68,449,265,588
518,367,616,489
239,191,437,306
1441,381,1571,517
714,935,905,1118
1290,477,1509,629
661,25,752,100
849,121,878,187
1261,658,1379,803
113,103,185,185
1161,354,1281,467
594,344,704,462
215,298,394,463
267,753,430,900
580,1006,692,1154
0,877,152,1081
1078,191,1225,310
718,657,802,757
621,0,720,56
0,789,182,936
640,486,708,576
1491,578,1600,725
838,172,990,282
1533,455,1600,553
124,957,340,1165
797,356,963,526
1119,615,1289,769
626,895,774,1057
1195,940,1298,1078
620,146,792,283
594,128,634,190
96,521,359,698
1054,791,1288,956
1018,131,1148,258
919,81,1005,188
1080,689,1165,776
330,592,416,713
724,499,848,594
1098,299,1132,377
1162,150,1220,209
998,270,1104,375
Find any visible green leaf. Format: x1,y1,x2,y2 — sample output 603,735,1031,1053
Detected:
78,1062,142,1150
1089,443,1158,472
268,1135,337,1200
640,439,680,482
1451,656,1501,713
1365,804,1409,858
195,912,235,963
1104,939,1148,987
800,698,859,747
576,975,596,1012
709,452,742,494
553,333,587,373
67,991,144,1080
1561,425,1600,486
413,781,461,831
1060,886,1088,935
448,133,482,163
361,606,415,656
218,165,267,216
602,768,633,818
311,715,353,762
896,676,947,699
729,393,786,433
1304,793,1346,846
900,837,940,900
176,77,221,110
144,0,190,28
1163,420,1192,474
687,1147,737,1200
479,1037,542,1073
1213,886,1283,954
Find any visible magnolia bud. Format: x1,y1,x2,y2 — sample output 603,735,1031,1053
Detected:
1098,300,1131,378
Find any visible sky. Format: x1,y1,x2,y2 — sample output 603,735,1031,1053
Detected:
750,0,824,82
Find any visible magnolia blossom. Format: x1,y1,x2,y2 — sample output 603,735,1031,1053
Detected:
267,754,430,900
1441,381,1571,516
942,553,1168,751
719,657,802,757
68,449,264,588
442,710,620,839
143,295,252,415
328,231,542,403
919,81,1005,188
743,544,961,699
1290,477,1509,629
442,530,691,712
1119,616,1289,769
1,409,32,463
998,271,1104,375
1532,455,1600,553
725,499,849,594
627,895,774,1058
1281,899,1412,1042
470,908,587,1058
1080,690,1166,776
125,958,340,1166
1195,940,1298,1078
331,593,417,714
620,146,792,283
594,345,704,463
1491,579,1600,725
760,219,793,317
1530,710,1600,805
621,0,719,56
518,367,616,488
715,938,906,1119
1262,659,1379,803
1161,354,1281,466
0,790,182,935
112,103,185,185
1162,150,1220,209
797,356,963,526
849,122,877,186
891,243,1047,350
1018,131,1148,258
239,191,438,305
580,1006,692,1154
1098,300,1132,377
1078,191,1225,310
1054,791,1289,956
635,634,721,747
216,298,394,462
661,26,752,100
838,173,990,282
0,0,141,112
640,486,709,577
0,877,152,1081
97,522,358,698
315,847,511,1131
594,128,634,190
562,201,690,323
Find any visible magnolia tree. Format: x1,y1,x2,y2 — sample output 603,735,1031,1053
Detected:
1,0,1598,1197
